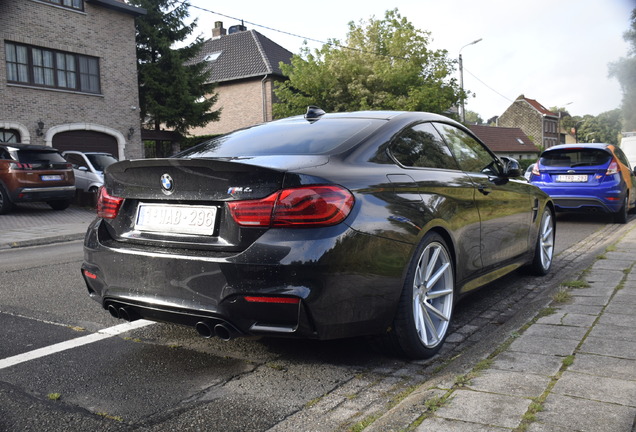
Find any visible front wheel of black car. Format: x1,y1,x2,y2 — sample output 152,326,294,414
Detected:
47,199,72,211
529,207,555,275
388,232,455,359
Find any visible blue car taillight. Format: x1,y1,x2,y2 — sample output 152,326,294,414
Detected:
606,159,619,176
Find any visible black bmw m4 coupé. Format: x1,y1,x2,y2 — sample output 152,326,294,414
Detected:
82,109,555,359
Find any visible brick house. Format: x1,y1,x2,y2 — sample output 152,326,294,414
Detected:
469,124,541,162
187,22,294,136
0,0,145,160
497,95,560,150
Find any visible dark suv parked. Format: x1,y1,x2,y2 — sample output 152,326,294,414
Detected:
0,143,75,214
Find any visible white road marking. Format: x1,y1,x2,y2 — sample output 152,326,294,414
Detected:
0,320,155,370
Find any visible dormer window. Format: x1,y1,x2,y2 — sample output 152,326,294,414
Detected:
204,52,222,62
39,0,84,11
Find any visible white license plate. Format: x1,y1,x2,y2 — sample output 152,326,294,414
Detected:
41,175,62,181
556,174,588,183
135,203,217,235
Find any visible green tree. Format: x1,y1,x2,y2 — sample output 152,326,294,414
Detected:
609,8,636,131
464,110,483,125
273,9,462,118
567,111,622,144
130,0,219,135
581,110,622,144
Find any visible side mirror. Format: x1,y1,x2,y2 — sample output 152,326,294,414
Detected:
500,157,522,178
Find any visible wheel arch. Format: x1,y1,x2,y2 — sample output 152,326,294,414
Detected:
415,225,458,283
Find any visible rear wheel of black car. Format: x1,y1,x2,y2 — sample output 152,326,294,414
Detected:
0,184,14,215
614,196,628,224
529,207,555,275
388,232,455,359
47,199,72,211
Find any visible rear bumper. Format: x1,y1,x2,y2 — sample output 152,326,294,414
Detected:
11,185,76,203
534,183,625,213
551,196,620,213
82,219,409,340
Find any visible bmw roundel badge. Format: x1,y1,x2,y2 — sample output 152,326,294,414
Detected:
160,173,173,194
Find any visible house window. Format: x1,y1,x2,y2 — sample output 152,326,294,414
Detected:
39,0,84,11
5,42,100,94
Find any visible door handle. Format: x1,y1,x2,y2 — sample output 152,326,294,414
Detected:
478,185,491,195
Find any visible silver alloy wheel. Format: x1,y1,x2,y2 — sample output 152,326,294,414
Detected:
538,209,554,270
412,241,454,348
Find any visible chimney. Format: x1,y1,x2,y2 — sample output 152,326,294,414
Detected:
212,21,226,38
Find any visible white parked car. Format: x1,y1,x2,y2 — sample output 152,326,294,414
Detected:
621,134,636,170
62,151,118,193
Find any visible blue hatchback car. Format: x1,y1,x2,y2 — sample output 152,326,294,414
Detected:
530,143,636,223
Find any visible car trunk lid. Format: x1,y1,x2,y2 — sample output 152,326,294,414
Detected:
99,157,328,252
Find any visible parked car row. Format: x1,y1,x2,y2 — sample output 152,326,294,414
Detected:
0,143,116,214
528,143,636,224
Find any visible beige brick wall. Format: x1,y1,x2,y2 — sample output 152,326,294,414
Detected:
0,0,143,159
189,78,275,136
498,100,560,149
499,102,543,146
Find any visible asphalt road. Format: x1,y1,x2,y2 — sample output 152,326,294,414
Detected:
0,213,627,431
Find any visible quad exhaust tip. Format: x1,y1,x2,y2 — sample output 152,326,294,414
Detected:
106,304,237,340
195,321,238,341
107,304,139,322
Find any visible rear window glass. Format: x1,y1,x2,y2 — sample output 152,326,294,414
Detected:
177,117,382,158
17,150,66,164
87,153,118,171
540,149,611,168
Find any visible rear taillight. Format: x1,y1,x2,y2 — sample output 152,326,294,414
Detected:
606,159,619,175
228,185,354,228
97,187,124,219
532,164,540,176
9,162,32,170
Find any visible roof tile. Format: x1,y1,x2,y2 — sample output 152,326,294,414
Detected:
469,125,541,153
192,30,294,83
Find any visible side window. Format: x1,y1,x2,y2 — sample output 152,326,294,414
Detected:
389,122,459,170
613,147,631,168
434,122,500,175
65,154,86,169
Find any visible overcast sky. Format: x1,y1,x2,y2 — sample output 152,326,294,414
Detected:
184,0,635,120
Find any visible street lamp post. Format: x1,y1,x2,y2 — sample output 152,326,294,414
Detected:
573,120,585,143
459,38,482,123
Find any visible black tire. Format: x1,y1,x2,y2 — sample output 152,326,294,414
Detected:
47,199,72,211
614,196,628,224
0,184,14,215
385,232,455,359
529,207,555,275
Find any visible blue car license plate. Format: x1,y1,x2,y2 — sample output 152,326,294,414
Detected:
556,174,588,182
